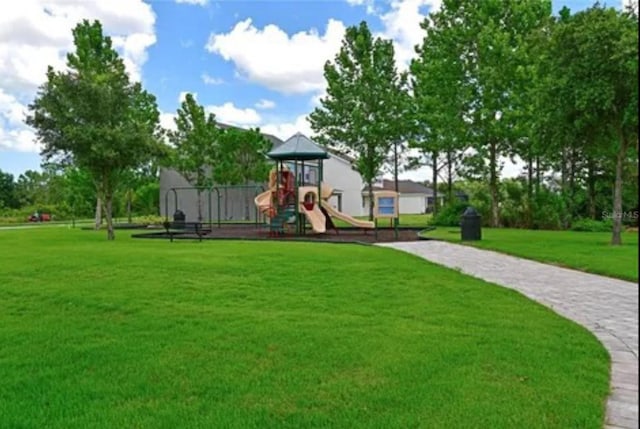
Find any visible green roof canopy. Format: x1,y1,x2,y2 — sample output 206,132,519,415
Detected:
267,133,329,161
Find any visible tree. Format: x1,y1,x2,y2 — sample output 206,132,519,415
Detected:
14,170,47,208
423,0,552,226
410,7,470,214
27,20,162,240
510,10,555,227
167,93,219,222
62,166,96,222
215,127,273,219
213,127,271,186
309,21,402,220
0,170,17,209
384,72,412,197
544,5,638,244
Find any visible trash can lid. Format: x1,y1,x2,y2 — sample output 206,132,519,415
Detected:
462,206,480,217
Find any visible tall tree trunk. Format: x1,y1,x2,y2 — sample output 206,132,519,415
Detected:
567,147,577,228
431,151,439,216
560,146,569,229
94,197,102,230
393,141,399,194
446,150,454,205
489,140,500,227
535,155,541,197
224,188,229,220
368,179,374,221
104,191,115,240
196,189,203,222
587,157,597,220
244,179,251,221
611,134,628,245
126,190,132,224
526,153,534,228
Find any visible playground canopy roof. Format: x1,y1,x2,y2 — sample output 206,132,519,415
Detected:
266,133,330,161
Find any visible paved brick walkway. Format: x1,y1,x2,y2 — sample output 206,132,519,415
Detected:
378,240,638,429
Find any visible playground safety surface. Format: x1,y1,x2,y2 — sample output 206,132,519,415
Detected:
132,224,427,244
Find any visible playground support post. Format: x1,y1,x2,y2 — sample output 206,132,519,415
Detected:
394,216,398,239
317,159,323,215
300,160,305,235
294,160,300,234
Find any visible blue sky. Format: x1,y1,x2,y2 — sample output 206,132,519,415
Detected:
0,0,620,180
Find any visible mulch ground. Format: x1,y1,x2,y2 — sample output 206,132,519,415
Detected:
133,224,426,244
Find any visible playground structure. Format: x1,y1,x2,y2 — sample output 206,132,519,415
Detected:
254,133,400,238
254,167,388,236
141,133,421,243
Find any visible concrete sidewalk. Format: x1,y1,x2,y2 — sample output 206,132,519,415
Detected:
378,240,638,429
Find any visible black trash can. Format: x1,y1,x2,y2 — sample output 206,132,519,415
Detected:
460,206,481,241
173,209,186,228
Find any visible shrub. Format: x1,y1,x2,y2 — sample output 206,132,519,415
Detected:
131,215,165,225
571,218,613,232
430,201,469,227
530,191,565,230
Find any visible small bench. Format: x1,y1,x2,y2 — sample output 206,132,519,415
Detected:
163,220,205,242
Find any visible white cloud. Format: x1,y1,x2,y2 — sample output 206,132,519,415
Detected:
0,90,27,126
206,18,346,94
160,112,177,132
0,125,39,153
255,99,276,110
111,31,157,83
206,102,262,126
0,0,156,155
201,73,224,85
376,0,442,70
345,0,379,14
205,0,442,95
178,91,197,103
0,89,38,152
310,90,326,108
0,0,155,93
176,0,209,5
260,115,314,141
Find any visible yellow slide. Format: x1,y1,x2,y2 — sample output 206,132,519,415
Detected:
254,190,272,216
300,204,326,233
320,200,374,229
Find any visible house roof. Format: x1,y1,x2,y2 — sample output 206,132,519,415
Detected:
267,133,330,161
362,179,435,195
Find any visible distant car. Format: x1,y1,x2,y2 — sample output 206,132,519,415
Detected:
28,212,51,222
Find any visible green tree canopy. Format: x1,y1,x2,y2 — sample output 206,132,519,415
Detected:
0,170,17,209
26,20,163,239
215,127,272,186
418,0,552,226
167,93,219,221
543,4,638,244
309,21,403,220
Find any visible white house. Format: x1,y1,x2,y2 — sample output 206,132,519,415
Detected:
362,179,445,215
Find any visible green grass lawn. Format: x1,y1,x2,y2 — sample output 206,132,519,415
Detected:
0,229,609,428
424,227,639,282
